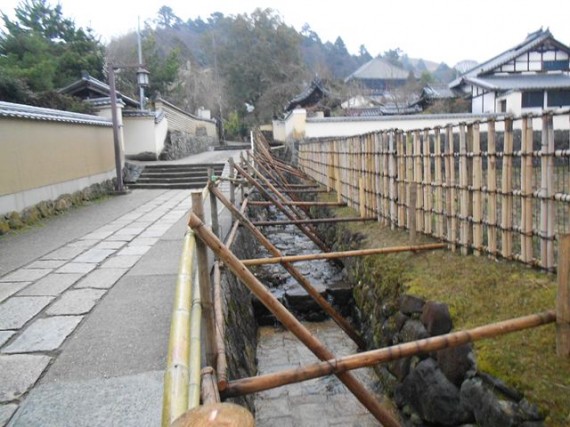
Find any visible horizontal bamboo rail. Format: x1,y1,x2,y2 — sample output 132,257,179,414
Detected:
162,229,196,427
223,310,556,397
248,201,347,207
188,211,400,427
251,216,376,226
241,243,446,266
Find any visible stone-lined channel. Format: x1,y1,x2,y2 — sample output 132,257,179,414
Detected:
251,205,387,426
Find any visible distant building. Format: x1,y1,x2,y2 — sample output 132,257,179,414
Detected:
285,77,330,113
450,28,570,114
345,57,410,95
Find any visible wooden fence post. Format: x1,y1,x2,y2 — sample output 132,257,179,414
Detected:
413,130,423,234
434,127,443,238
540,113,555,270
423,129,432,234
191,192,218,368
208,168,220,239
228,157,236,207
501,117,514,258
487,120,497,257
406,131,414,231
445,125,456,251
472,123,483,256
409,183,417,242
397,131,406,228
521,116,534,263
459,123,470,255
557,234,570,357
389,130,398,229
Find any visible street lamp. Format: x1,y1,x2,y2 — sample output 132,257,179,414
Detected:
107,62,151,193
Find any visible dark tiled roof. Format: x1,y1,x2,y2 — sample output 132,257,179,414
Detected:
59,72,139,108
422,84,455,99
465,73,570,91
286,78,329,111
450,28,570,89
0,101,111,126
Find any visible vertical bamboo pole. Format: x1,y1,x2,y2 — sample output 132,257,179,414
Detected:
501,118,514,258
409,183,417,242
414,130,423,233
472,123,483,256
521,116,534,263
423,129,432,234
459,123,469,254
541,113,555,269
557,234,570,357
191,192,217,368
434,127,443,238
397,131,406,227
445,125,456,250
389,130,398,228
359,177,366,219
382,132,390,224
228,157,236,207
487,120,498,257
406,131,414,231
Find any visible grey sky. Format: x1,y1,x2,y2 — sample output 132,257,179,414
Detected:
1,0,569,66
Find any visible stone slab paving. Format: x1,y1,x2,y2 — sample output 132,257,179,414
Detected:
255,320,390,427
73,248,115,264
18,273,82,296
56,262,97,275
4,316,83,353
0,332,14,347
0,283,30,304
46,289,107,316
0,269,51,283
74,268,127,289
0,405,17,426
0,297,53,330
0,354,51,402
9,371,163,427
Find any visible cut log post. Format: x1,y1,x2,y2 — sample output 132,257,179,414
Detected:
209,183,366,350
208,169,220,239
241,243,446,266
541,114,555,270
228,157,236,207
188,211,401,427
201,367,221,404
213,261,228,391
557,234,570,357
171,403,254,427
223,310,556,397
191,192,218,368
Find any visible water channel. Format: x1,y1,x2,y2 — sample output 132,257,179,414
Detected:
251,205,387,426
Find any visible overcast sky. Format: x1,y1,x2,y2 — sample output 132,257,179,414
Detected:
1,0,569,67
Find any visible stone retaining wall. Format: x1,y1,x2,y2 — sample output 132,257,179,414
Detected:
158,131,217,161
221,228,258,412
315,214,545,427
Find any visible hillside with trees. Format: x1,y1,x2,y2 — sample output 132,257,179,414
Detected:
1,1,461,137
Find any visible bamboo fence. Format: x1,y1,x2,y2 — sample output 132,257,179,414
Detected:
297,109,570,271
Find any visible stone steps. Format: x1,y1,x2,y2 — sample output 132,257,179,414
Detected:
128,163,224,190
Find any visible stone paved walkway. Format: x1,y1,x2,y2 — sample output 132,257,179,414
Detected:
0,150,240,426
255,320,390,427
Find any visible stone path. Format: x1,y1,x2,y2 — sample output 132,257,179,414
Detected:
0,149,240,426
0,190,190,425
255,320,388,427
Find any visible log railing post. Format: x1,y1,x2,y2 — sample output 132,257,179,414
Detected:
208,168,220,239
228,157,236,207
557,234,570,357
191,192,218,368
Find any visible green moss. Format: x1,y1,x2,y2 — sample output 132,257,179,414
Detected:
317,194,570,426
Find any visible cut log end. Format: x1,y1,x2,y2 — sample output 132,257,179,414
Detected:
172,403,254,427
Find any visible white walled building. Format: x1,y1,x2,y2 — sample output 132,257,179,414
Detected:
450,28,570,115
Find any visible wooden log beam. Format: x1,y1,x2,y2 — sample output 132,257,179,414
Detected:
188,211,400,427
209,182,366,349
241,243,446,266
223,310,556,398
252,217,376,227
557,234,570,357
200,367,221,404
248,201,347,207
234,163,330,252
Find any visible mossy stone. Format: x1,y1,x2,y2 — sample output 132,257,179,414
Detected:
21,207,41,225
0,218,10,234
7,211,24,229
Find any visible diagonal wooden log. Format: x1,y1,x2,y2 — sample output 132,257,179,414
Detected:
234,162,330,252
222,310,556,398
252,217,376,226
209,182,366,349
188,211,400,427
